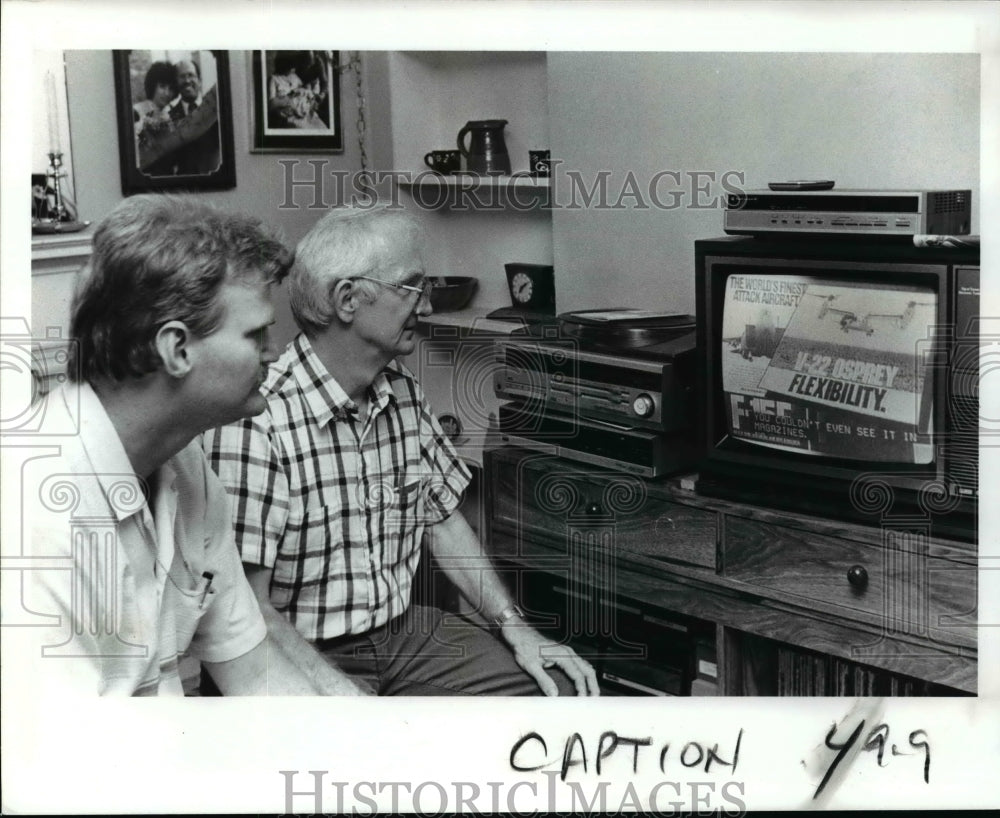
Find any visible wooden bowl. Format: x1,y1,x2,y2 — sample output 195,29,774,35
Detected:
429,276,478,312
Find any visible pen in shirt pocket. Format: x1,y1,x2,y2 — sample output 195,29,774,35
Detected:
397,478,422,504
199,571,214,605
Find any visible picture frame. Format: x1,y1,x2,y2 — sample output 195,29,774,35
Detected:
31,174,53,222
250,50,343,153
112,50,236,194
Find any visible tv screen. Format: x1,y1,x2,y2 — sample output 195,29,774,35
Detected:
720,270,937,464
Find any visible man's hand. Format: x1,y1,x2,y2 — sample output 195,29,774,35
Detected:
499,623,600,697
427,513,601,696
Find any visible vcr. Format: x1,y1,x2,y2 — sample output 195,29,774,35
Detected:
724,189,971,237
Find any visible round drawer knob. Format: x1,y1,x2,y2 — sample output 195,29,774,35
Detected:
585,502,602,516
632,394,655,418
846,564,869,590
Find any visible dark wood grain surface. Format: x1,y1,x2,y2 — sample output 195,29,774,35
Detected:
484,447,978,694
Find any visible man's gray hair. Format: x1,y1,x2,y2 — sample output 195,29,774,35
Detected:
289,204,425,336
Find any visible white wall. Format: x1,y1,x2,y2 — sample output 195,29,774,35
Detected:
548,52,980,315
31,51,74,179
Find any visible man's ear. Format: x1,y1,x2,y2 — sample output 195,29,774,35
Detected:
330,278,359,324
154,320,193,378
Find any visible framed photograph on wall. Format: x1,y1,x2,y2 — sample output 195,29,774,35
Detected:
112,49,236,193
250,50,342,152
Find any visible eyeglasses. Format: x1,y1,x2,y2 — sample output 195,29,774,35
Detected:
352,275,433,301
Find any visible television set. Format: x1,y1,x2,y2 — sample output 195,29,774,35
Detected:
695,237,978,542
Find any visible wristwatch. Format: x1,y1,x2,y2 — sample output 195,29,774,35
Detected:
492,604,526,629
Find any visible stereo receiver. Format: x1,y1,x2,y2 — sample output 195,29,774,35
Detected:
494,331,697,433
724,189,971,237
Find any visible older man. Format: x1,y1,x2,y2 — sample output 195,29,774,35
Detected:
20,194,356,696
204,206,599,696
166,58,221,176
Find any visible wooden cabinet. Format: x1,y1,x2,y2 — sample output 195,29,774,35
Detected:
722,516,976,650
484,446,977,695
489,449,717,570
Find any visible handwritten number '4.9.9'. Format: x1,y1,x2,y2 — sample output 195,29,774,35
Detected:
814,721,930,799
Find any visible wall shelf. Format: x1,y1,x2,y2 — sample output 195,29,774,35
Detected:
398,174,550,210
399,174,550,190
386,52,549,174
383,50,553,308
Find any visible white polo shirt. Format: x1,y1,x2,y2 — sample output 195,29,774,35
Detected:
22,382,266,695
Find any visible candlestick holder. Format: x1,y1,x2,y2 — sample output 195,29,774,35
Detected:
46,151,71,222
31,150,89,235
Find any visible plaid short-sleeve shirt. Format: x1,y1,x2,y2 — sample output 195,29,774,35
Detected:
202,334,471,642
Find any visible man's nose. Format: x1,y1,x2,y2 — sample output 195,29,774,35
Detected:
261,334,279,364
415,294,433,317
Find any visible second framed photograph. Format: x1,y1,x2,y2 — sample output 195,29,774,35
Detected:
251,50,343,153
112,49,236,193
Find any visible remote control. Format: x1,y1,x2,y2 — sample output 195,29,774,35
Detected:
768,180,835,191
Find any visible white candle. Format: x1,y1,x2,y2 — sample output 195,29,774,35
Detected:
45,70,61,153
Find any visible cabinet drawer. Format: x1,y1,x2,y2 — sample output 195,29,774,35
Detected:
723,517,977,644
490,455,717,569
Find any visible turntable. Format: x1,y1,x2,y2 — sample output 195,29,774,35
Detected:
523,308,695,352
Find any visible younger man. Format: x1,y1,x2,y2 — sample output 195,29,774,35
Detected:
20,194,345,696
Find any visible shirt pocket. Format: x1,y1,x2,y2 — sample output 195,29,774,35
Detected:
171,577,216,656
377,477,423,570
390,477,426,527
